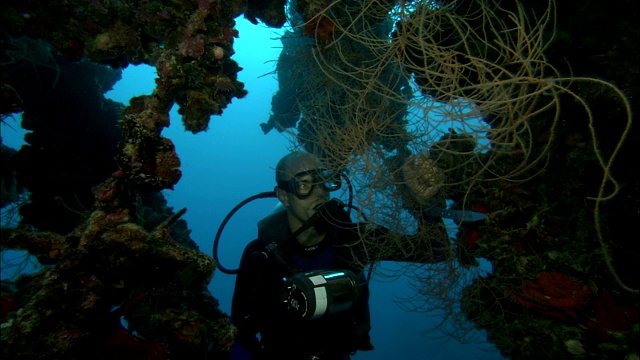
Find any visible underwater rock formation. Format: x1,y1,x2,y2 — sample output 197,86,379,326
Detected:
1,0,248,134
2,36,123,235
244,0,288,28
262,0,412,170
1,144,25,209
1,1,248,358
1,207,232,359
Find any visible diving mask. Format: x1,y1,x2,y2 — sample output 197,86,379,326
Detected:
276,168,341,197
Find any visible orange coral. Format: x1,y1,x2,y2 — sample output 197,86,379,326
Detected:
586,290,639,339
304,16,336,44
511,272,592,320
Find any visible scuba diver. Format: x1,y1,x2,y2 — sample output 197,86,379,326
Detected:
215,151,461,360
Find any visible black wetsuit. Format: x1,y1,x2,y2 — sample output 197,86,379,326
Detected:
231,211,372,360
231,207,447,360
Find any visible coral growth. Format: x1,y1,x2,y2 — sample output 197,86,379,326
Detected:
402,152,445,206
119,95,182,192
1,1,246,357
1,0,248,134
511,272,593,320
299,0,336,45
260,0,638,359
244,0,288,27
0,208,230,359
0,84,22,115
1,36,123,234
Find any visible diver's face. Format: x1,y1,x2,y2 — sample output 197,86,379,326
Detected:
277,159,330,227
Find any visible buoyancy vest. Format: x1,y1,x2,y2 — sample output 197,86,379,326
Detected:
255,208,301,276
255,204,356,274
257,207,290,248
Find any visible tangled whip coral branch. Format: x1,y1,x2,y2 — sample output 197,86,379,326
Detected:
553,77,636,294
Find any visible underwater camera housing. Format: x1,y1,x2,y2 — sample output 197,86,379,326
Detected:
281,269,360,320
